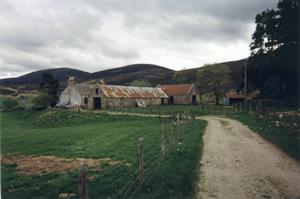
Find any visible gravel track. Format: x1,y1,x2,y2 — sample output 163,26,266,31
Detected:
195,116,300,199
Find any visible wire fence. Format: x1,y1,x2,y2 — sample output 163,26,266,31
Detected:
75,108,196,199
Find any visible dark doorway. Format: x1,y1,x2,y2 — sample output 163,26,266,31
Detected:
94,98,101,109
192,95,196,105
161,98,164,105
170,96,174,104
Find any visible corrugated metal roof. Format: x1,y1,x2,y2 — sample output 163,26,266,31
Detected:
100,85,169,98
157,84,194,95
226,93,245,99
75,84,93,95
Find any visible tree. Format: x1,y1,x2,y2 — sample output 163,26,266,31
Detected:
130,80,152,87
248,0,298,99
196,63,232,105
39,72,60,106
172,70,187,84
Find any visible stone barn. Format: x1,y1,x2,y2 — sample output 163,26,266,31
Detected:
59,77,92,108
88,84,169,110
223,92,245,105
157,84,200,105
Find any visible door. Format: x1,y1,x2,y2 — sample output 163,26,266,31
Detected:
192,95,196,105
170,96,174,104
94,98,101,109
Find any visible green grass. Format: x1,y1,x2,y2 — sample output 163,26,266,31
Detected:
227,112,300,161
1,109,206,198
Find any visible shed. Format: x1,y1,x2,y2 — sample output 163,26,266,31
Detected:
223,93,245,105
157,84,200,105
88,84,168,110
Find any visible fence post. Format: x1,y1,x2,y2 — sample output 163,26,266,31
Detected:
161,123,165,160
170,120,174,150
295,112,299,127
249,102,251,113
78,163,89,199
183,120,186,134
159,111,161,125
186,110,190,128
139,138,144,189
240,102,241,113
177,112,180,142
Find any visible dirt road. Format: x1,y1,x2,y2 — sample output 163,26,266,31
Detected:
195,116,300,199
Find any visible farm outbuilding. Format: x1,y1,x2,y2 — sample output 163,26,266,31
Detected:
223,92,245,105
59,77,92,108
88,84,169,110
157,84,200,105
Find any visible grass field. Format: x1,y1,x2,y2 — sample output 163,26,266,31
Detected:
1,108,207,198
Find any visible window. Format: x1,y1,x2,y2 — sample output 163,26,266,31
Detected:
84,97,88,105
96,88,99,94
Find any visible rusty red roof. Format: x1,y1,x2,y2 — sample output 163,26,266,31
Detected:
157,84,194,95
226,93,245,99
99,85,168,98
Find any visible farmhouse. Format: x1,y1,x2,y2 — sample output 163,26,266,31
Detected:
60,77,201,109
87,84,168,109
223,92,245,105
157,84,200,105
59,77,92,107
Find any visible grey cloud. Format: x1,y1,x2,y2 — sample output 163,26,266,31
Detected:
0,0,279,78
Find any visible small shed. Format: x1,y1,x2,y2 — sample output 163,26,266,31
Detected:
157,84,200,105
59,77,92,107
88,84,168,110
223,93,245,105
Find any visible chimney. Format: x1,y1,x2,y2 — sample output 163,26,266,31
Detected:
100,79,105,85
68,76,75,86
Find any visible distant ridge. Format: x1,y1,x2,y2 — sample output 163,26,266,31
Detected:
0,59,246,88
0,68,90,85
78,64,175,86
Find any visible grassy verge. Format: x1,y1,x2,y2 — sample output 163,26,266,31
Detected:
1,109,206,198
227,112,300,161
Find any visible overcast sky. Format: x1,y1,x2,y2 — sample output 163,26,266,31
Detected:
0,0,278,79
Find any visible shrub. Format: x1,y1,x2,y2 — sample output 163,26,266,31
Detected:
32,93,55,108
1,97,19,110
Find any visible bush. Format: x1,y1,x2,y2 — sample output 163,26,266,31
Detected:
32,93,55,108
1,97,19,110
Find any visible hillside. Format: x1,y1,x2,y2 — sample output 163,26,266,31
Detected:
74,64,174,86
0,68,90,85
0,60,245,97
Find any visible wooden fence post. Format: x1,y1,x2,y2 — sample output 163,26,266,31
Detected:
177,112,180,142
240,103,242,112
78,163,89,199
249,102,251,113
161,123,165,160
170,120,174,150
139,138,144,189
295,112,299,127
159,111,161,125
186,110,189,128
183,121,186,134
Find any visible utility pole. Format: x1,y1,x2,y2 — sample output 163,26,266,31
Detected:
244,59,247,112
